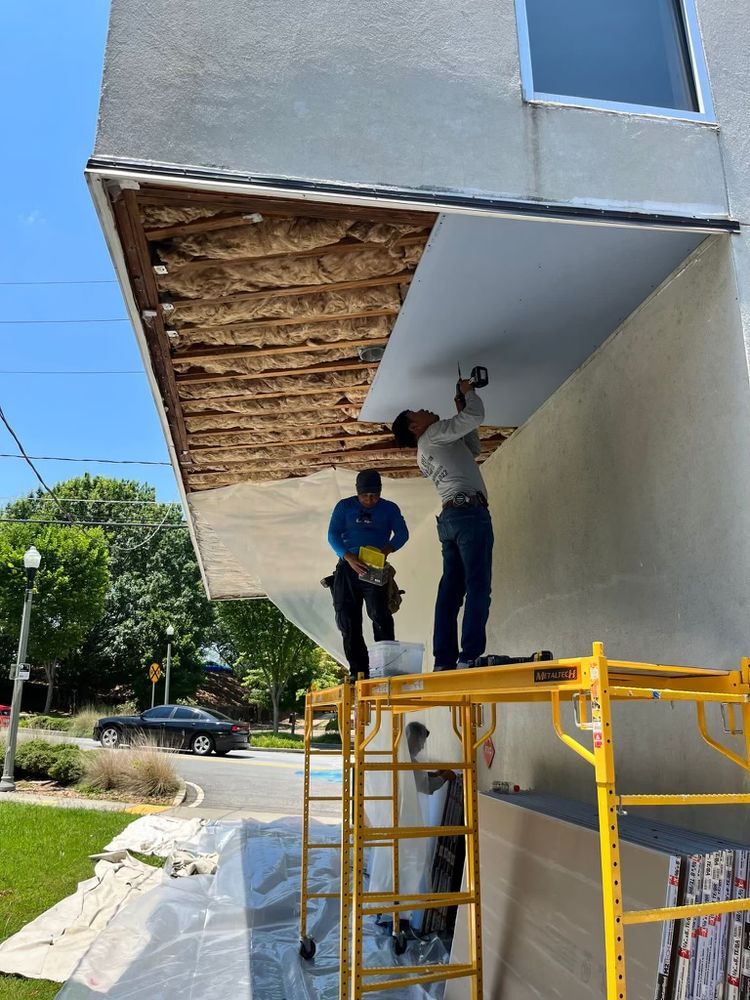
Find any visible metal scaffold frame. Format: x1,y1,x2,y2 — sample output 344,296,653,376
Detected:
299,642,750,1000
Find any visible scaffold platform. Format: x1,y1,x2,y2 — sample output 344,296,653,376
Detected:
299,642,750,1000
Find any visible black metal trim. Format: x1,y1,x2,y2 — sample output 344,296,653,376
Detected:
86,156,740,233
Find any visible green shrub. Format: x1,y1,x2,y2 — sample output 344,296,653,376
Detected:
15,739,58,777
13,739,86,785
20,715,72,732
325,716,340,733
48,746,86,784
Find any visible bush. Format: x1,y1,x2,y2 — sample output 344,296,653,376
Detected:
84,745,179,799
325,716,340,733
48,745,86,784
15,739,58,777
13,739,85,785
70,705,113,738
20,715,72,732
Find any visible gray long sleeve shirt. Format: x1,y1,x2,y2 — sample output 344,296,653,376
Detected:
416,390,487,504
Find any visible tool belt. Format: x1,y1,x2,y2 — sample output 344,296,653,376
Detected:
442,492,488,510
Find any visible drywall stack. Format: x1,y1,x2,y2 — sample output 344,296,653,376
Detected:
447,793,750,1000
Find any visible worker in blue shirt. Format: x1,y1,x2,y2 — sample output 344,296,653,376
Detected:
327,469,409,681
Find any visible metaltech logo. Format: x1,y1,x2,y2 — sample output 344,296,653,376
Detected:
533,667,578,683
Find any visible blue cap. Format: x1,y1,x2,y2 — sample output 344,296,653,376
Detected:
356,469,382,495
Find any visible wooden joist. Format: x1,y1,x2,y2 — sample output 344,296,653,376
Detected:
173,337,386,367
172,306,399,333
179,384,372,404
190,431,393,454
174,359,378,387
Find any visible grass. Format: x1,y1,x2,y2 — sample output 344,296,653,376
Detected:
251,730,341,749
0,802,139,1000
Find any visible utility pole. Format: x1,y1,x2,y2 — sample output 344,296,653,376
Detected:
163,625,175,705
0,546,42,793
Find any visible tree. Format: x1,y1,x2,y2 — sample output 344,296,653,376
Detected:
1,475,218,709
0,523,110,711
217,600,340,732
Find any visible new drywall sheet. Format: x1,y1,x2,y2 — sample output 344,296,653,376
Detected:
361,214,703,426
447,794,669,1000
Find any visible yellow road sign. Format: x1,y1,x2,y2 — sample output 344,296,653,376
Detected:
149,662,161,684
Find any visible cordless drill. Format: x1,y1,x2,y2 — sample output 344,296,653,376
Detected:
456,364,489,406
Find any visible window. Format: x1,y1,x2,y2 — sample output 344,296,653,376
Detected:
173,707,198,720
516,0,713,120
142,706,174,720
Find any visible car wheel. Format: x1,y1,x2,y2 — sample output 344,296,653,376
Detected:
191,733,214,756
100,726,120,749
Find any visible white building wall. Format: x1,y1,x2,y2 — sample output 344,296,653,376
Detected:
420,235,750,839
95,0,727,218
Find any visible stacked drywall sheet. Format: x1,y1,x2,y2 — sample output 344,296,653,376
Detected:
447,793,750,1000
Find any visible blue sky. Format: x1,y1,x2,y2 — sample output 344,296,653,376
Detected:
0,2,179,504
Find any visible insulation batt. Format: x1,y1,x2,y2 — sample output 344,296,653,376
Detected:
156,217,426,267
180,390,369,416
174,346,373,378
170,285,400,328
189,425,389,448
159,245,423,299
140,205,220,227
184,407,362,433
172,315,390,351
177,369,372,400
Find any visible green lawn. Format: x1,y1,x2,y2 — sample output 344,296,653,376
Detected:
251,730,341,749
0,802,140,1000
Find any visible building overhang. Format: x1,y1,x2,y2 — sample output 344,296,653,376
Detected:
87,161,736,600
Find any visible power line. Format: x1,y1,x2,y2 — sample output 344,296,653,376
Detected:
0,404,72,520
0,279,117,286
0,517,188,528
0,318,129,325
0,454,171,467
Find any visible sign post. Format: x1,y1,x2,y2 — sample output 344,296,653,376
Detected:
148,662,161,709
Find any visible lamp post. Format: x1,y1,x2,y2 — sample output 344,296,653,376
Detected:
0,546,42,793
163,625,175,705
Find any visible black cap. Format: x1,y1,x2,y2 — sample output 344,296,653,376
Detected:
356,469,382,495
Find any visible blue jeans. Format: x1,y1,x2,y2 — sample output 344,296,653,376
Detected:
433,506,493,668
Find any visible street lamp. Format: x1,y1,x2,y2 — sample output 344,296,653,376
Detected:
0,546,42,793
163,625,175,705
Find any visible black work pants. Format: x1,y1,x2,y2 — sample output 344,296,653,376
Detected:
332,560,395,680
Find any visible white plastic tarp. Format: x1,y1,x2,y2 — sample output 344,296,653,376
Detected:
58,817,449,1000
188,468,443,666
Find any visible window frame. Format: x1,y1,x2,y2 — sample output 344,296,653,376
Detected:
514,0,715,123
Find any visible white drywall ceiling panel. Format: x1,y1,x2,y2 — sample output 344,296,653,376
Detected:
360,214,704,426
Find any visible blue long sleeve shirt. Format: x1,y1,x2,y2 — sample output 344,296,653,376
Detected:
327,496,409,560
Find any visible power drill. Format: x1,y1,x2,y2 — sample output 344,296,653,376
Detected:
456,364,489,406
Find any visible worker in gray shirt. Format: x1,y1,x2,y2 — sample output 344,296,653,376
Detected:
405,722,456,794
391,381,493,671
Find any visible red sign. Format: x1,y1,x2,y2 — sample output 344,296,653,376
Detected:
483,736,496,768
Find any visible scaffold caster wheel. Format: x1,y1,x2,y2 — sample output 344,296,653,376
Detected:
299,936,316,961
392,931,408,956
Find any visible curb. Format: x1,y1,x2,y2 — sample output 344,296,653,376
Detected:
0,789,170,814
249,742,341,755
171,777,187,807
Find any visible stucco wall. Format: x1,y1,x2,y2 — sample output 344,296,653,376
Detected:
420,235,750,839
95,0,727,218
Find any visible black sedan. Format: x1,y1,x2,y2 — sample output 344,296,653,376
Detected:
93,705,251,756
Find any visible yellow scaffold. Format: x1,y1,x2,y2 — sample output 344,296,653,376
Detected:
299,642,750,1000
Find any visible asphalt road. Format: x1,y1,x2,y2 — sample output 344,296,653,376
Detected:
174,748,343,816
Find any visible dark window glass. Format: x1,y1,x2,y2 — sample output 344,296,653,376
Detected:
173,707,197,720
142,707,174,720
525,0,698,112
199,708,232,721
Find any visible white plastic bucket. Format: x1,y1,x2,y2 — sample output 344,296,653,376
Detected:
368,640,425,677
